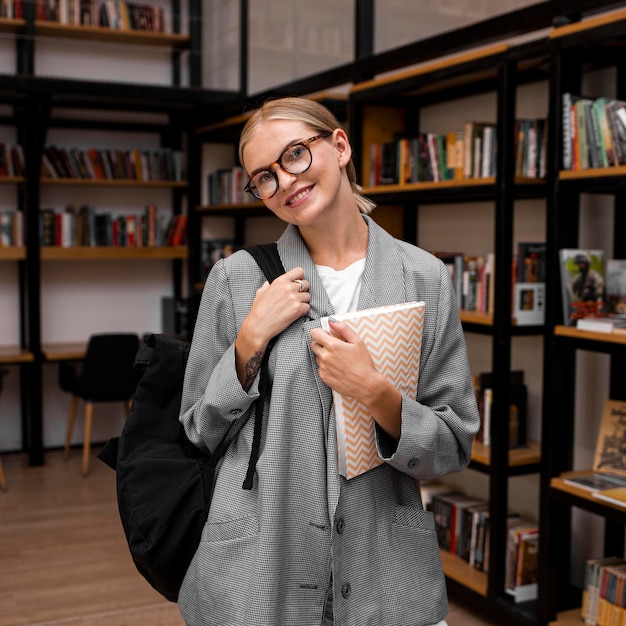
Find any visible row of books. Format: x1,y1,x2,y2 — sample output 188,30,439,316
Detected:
433,252,495,315
0,210,23,247
582,556,626,626
559,249,626,326
368,118,547,186
200,238,235,279
41,145,186,183
0,142,25,178
39,204,186,247
423,484,538,593
31,0,166,32
562,93,626,171
472,369,527,448
207,166,256,206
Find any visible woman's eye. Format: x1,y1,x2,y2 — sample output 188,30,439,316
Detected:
287,145,305,160
257,171,273,184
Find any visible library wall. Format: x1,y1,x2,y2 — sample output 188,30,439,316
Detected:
411,83,548,521
565,66,618,585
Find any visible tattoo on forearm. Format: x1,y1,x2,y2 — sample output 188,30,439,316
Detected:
243,350,265,389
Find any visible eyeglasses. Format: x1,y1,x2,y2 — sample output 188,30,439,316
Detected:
244,133,332,200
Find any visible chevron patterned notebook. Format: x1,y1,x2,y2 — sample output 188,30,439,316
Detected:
320,301,425,479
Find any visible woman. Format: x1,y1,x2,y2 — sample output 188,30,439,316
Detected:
178,97,480,626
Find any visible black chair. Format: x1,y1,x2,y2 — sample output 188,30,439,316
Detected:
61,333,141,475
0,368,7,490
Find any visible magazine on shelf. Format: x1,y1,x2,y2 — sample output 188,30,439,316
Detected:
592,399,626,478
559,248,607,326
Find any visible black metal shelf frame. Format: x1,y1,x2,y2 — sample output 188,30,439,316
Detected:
538,17,626,623
343,37,550,623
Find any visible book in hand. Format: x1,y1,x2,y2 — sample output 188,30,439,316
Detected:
320,301,425,479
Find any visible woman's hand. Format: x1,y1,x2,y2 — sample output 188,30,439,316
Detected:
310,319,402,439
236,267,310,389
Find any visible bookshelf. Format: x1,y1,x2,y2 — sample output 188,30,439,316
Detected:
347,37,550,625
0,0,241,465
538,9,626,626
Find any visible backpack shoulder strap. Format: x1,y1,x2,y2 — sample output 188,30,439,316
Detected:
235,242,285,490
245,242,284,283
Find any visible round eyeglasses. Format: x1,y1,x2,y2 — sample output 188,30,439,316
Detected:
244,133,332,200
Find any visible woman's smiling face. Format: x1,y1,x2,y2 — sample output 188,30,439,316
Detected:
242,119,351,227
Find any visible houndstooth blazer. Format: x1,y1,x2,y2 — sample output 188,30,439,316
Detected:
178,215,480,626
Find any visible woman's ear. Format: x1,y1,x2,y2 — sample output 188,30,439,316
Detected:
333,129,352,168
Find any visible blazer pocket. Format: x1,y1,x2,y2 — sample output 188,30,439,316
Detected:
393,505,436,532
202,514,260,543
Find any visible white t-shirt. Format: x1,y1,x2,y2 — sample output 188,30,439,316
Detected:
317,258,447,626
315,258,366,314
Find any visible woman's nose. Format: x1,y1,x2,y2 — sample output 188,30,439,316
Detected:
273,163,298,188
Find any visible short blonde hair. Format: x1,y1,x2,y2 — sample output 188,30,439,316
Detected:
239,97,376,215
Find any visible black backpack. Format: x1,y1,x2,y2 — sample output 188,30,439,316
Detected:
98,243,285,602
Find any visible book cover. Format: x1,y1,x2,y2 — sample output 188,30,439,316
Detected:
593,399,626,478
516,242,546,283
563,471,626,492
320,301,425,480
559,248,607,325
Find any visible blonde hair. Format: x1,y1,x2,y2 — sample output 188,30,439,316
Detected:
239,97,376,215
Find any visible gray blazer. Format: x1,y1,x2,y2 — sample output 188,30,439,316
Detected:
178,215,480,626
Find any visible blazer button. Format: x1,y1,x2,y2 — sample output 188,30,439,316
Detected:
408,457,419,468
341,583,351,598
336,517,345,534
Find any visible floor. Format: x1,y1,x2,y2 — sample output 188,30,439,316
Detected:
0,450,506,625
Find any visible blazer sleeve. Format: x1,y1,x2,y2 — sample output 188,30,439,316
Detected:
179,257,261,453
378,258,480,481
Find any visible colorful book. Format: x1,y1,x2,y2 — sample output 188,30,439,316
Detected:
559,248,607,326
320,301,425,479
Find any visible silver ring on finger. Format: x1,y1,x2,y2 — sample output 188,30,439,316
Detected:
294,279,304,292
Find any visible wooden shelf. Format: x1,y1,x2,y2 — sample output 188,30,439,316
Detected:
550,7,626,39
0,346,34,364
362,178,496,195
41,342,86,361
0,17,25,33
559,165,626,179
349,43,508,95
554,324,626,345
0,247,25,261
551,471,626,514
195,91,347,136
459,310,493,326
40,246,187,260
440,549,488,596
195,201,264,213
472,440,541,468
34,21,190,48
549,608,583,625
0,176,25,184
40,178,186,188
